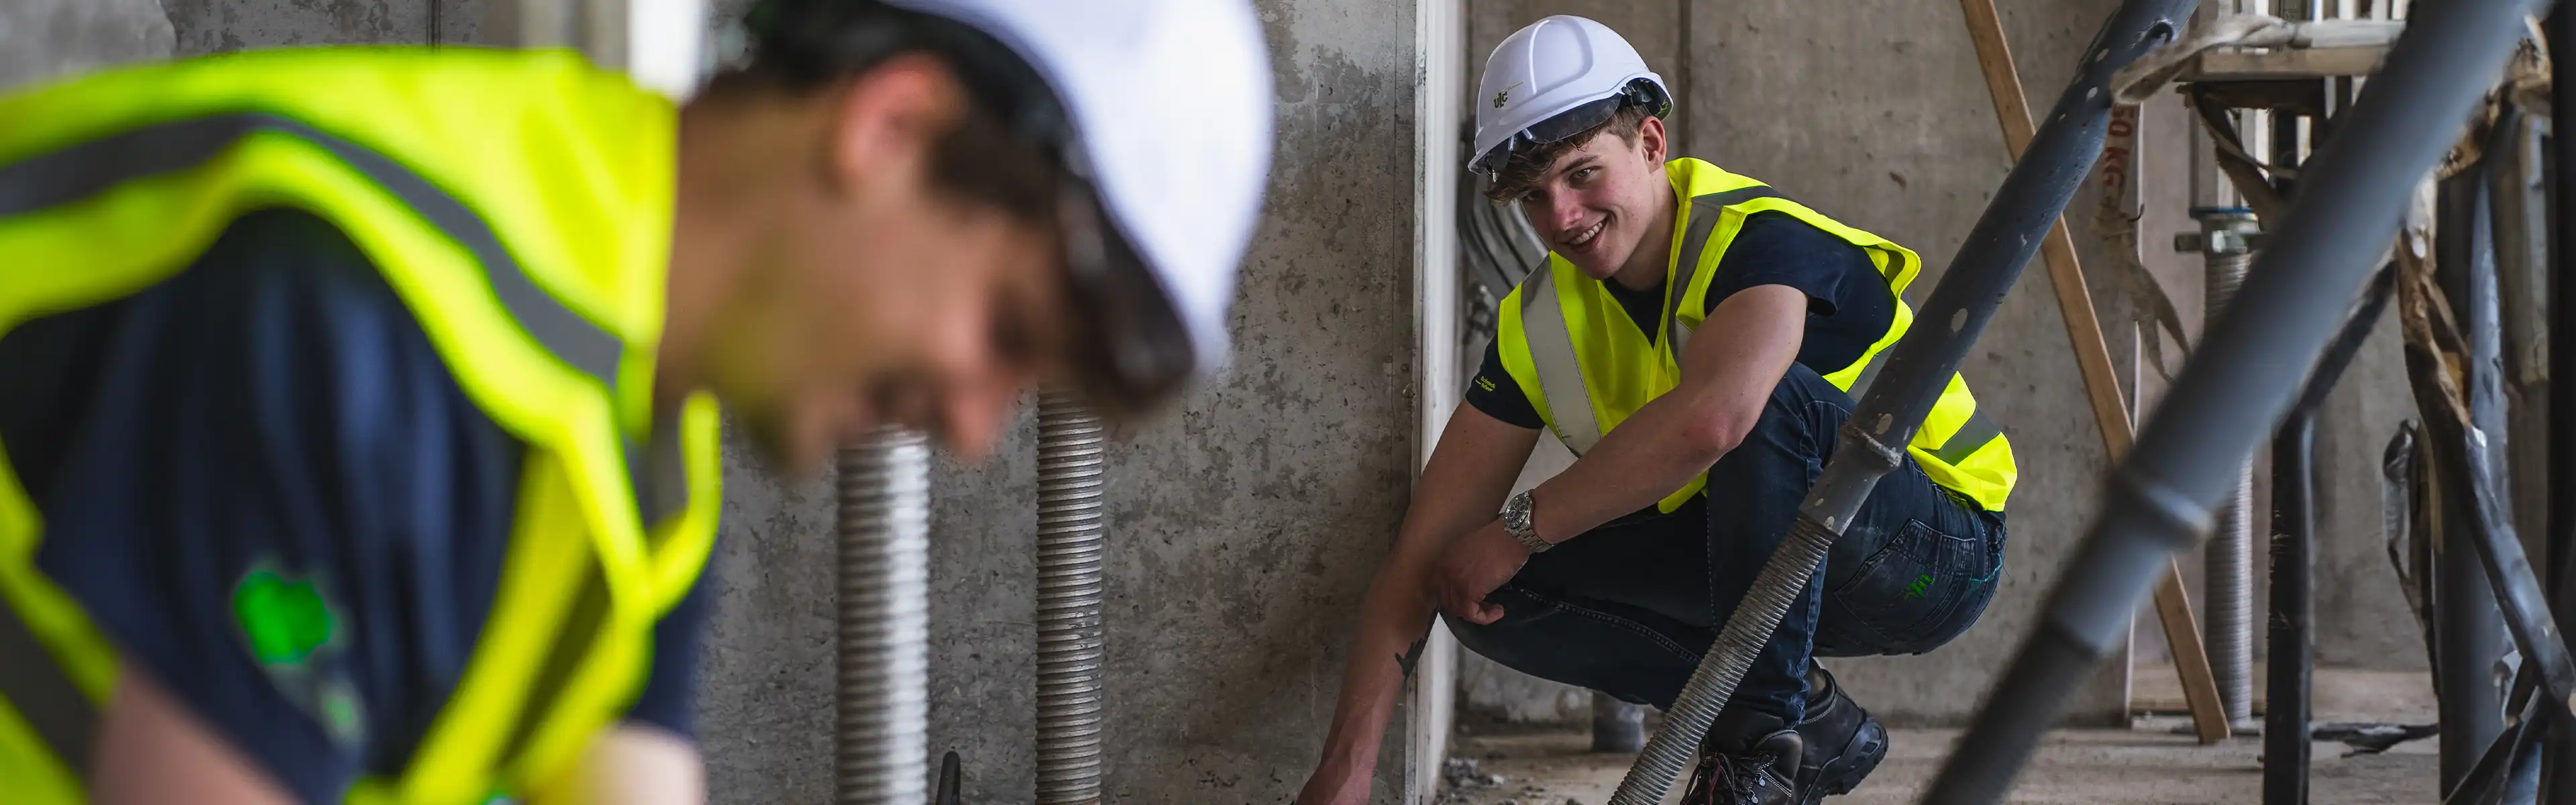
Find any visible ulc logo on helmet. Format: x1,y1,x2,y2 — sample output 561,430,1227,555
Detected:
1493,81,1522,109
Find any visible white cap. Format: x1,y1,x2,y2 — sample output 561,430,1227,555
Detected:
884,0,1274,379
1471,15,1667,176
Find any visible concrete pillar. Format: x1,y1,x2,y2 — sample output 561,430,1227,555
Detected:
0,0,172,90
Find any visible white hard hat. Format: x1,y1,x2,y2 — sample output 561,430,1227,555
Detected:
770,0,1274,394
1470,15,1669,178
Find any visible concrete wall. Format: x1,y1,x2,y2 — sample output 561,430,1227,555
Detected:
0,0,173,88
162,0,481,54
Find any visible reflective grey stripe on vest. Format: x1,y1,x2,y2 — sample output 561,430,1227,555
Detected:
1844,350,1892,398
1665,186,1781,356
1934,409,2006,465
0,113,690,521
0,113,627,388
1519,270,1602,454
0,601,94,774
629,411,691,527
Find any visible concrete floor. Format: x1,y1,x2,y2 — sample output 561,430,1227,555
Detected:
1439,722,2436,804
1440,668,2442,804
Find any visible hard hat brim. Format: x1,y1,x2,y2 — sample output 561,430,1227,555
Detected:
1470,79,1668,178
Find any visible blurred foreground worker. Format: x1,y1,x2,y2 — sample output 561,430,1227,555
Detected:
1297,16,2012,805
0,0,1270,802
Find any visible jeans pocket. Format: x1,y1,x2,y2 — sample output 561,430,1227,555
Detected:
1829,519,1978,653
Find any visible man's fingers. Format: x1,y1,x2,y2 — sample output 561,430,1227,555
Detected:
1434,581,1470,621
1462,601,1505,626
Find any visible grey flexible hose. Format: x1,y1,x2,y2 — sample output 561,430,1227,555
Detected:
1610,511,1851,804
1036,393,1108,804
2202,244,2257,727
835,429,932,805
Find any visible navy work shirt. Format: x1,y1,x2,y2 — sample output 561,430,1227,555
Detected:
1466,211,1896,429
0,208,710,802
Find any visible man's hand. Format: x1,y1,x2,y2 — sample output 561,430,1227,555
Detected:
1428,519,1532,625
1293,759,1374,805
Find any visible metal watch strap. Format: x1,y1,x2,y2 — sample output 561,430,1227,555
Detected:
1502,490,1550,553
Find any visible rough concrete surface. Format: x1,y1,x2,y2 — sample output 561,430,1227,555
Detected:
162,0,433,54
1440,721,2434,805
1440,667,2439,804
698,433,841,804
0,0,173,89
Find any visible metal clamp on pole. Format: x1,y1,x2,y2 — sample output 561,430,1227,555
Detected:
1599,2,2196,803
1923,0,2548,800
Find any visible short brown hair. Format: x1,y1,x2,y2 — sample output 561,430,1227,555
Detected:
1484,103,1654,202
714,0,1066,223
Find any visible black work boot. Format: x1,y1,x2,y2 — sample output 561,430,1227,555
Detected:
1681,711,1801,805
1794,665,1889,803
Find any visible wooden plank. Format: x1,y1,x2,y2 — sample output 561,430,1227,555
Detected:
1956,0,2233,744
2192,46,2393,81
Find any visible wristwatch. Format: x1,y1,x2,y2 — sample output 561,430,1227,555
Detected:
1500,490,1550,553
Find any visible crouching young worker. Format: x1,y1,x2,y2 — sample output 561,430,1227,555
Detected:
1295,15,2014,805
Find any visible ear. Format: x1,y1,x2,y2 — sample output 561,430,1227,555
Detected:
825,53,970,193
1635,115,1668,166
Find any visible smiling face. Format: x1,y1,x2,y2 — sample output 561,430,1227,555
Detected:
1495,112,1670,282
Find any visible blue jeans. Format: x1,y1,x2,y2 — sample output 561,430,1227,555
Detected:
1448,363,2006,727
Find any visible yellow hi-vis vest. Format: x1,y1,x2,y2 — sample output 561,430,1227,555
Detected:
1497,158,2016,514
0,48,721,804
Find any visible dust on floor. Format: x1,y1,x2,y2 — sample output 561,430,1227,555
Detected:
1438,720,2436,804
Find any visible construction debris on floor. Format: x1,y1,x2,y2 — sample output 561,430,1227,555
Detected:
1438,718,2437,804
1440,667,2446,804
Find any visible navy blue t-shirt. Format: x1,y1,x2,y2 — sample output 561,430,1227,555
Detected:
0,209,710,801
1466,211,1896,429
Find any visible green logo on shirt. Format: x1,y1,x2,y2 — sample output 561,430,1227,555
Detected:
233,568,335,665
232,560,367,749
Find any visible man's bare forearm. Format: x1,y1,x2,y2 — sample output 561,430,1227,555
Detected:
1308,405,1536,773
1313,568,1440,769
